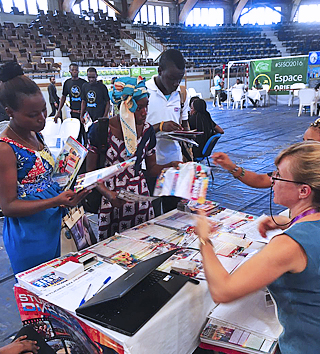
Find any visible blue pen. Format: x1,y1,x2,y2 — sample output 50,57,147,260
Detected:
94,276,111,295
79,284,92,307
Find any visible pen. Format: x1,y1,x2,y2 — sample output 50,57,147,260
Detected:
170,269,200,285
79,283,92,307
94,276,111,295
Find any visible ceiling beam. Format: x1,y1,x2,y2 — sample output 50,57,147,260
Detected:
290,0,301,21
233,0,248,23
179,0,198,23
128,0,146,20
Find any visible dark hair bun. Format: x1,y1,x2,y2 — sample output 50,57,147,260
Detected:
0,61,24,82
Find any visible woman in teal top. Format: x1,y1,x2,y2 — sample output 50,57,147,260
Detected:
197,141,320,354
0,61,88,274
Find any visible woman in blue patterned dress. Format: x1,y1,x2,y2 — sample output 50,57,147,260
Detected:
86,77,181,240
0,62,87,274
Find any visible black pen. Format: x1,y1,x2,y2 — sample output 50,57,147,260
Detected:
170,269,200,285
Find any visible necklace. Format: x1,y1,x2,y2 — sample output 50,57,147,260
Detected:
7,124,40,151
290,207,320,226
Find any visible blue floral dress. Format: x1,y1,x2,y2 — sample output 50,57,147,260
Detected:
0,135,64,274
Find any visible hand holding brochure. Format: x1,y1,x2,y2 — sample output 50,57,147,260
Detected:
154,162,209,203
52,136,88,189
74,157,136,193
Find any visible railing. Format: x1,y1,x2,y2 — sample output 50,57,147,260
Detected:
128,29,166,53
120,29,144,55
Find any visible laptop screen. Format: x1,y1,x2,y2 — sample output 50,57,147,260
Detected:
78,249,177,308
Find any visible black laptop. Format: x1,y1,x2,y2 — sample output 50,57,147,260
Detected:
76,250,188,336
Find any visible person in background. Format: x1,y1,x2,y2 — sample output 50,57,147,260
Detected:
213,71,223,108
47,76,60,118
54,63,87,144
231,78,246,107
0,61,88,274
212,118,320,189
248,78,263,107
197,141,320,354
146,49,189,214
80,67,110,124
188,98,224,159
86,77,180,240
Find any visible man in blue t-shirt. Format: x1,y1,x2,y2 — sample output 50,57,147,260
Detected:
80,67,110,125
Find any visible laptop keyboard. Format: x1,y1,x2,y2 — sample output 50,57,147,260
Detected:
94,270,168,320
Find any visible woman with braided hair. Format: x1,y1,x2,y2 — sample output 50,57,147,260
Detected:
0,61,88,274
86,76,181,240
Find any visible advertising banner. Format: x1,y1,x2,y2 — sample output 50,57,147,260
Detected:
62,66,157,87
307,51,320,88
249,56,308,95
15,285,124,354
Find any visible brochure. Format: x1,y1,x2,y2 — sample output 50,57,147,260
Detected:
83,112,93,132
154,162,210,203
156,131,199,146
117,189,158,203
74,157,136,193
52,136,88,190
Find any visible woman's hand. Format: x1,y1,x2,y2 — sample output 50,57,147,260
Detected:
162,121,182,132
105,190,126,208
258,215,290,237
170,161,182,168
195,211,211,243
0,335,39,354
55,189,90,208
211,152,236,171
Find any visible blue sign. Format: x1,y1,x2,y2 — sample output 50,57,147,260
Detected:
308,51,320,65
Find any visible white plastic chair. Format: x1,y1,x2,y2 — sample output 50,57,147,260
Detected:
261,84,270,106
41,117,61,148
298,88,316,117
231,88,245,109
0,120,9,134
59,118,80,145
288,83,306,106
188,87,202,99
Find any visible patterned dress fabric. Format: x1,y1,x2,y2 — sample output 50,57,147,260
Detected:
0,136,63,274
88,122,155,240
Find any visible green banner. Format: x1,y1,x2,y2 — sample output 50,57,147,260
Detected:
249,56,308,95
62,66,157,86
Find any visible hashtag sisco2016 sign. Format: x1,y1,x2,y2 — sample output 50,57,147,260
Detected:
249,56,308,95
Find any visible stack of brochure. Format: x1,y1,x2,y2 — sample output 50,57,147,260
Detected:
200,290,282,354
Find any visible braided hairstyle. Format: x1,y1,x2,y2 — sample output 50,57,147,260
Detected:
0,61,40,111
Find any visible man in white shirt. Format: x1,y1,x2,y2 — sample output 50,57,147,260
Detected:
146,49,189,214
213,72,223,108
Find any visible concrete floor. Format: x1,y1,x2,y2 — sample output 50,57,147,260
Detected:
0,102,313,350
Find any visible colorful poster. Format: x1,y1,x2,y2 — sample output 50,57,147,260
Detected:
249,56,308,95
14,286,124,354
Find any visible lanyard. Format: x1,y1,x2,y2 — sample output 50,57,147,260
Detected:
290,208,320,226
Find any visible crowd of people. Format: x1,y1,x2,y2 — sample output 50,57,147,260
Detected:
0,48,320,353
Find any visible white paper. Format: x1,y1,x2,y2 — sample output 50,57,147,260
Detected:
208,290,283,340
42,262,126,313
235,214,283,244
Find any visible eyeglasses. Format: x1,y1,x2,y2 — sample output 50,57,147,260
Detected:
271,171,306,185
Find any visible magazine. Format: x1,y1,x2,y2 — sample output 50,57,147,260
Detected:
52,136,88,189
74,157,137,193
83,112,93,132
154,162,210,203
